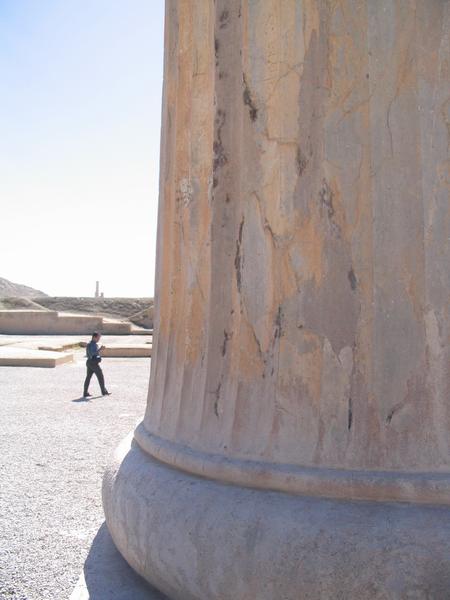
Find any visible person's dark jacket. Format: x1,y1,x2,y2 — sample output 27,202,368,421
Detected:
86,340,101,363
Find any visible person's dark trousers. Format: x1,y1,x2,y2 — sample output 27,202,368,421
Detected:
83,359,107,395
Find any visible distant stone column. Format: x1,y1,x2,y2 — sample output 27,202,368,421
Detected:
103,2,450,598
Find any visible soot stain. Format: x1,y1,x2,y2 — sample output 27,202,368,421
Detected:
296,146,308,176
274,306,283,339
222,330,232,356
243,74,258,122
213,109,227,188
234,218,244,292
214,382,222,418
219,9,230,28
319,180,335,219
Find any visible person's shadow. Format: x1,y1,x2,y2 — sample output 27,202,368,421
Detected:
71,395,103,403
71,522,167,599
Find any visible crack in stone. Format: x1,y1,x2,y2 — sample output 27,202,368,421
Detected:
264,218,278,247
318,179,341,237
234,217,244,292
348,268,357,291
319,179,335,219
213,381,222,418
221,330,232,356
214,37,220,67
219,9,229,29
274,306,283,339
213,109,227,188
296,146,308,176
386,402,406,424
243,73,258,122
386,98,394,157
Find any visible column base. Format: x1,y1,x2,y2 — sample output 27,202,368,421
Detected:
103,432,450,600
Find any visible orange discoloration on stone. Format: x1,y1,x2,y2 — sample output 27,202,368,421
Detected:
302,1,320,54
278,333,323,404
291,213,325,286
156,0,214,364
149,0,450,473
236,317,265,381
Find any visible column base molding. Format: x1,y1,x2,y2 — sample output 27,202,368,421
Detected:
134,422,450,506
103,429,450,600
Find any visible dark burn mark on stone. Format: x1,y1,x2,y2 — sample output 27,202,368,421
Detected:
252,329,263,359
348,268,357,291
226,194,230,203
296,146,308,176
234,218,244,292
219,9,229,28
222,330,232,356
386,403,405,424
243,74,258,122
238,217,244,242
213,109,227,188
215,37,220,67
348,397,353,430
274,306,283,339
213,135,227,174
214,382,222,417
264,219,276,243
319,179,334,219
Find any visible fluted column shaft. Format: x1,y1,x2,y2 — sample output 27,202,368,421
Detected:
146,0,450,475
103,3,450,598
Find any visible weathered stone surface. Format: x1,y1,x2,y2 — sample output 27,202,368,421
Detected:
143,0,450,475
104,1,450,598
105,433,450,600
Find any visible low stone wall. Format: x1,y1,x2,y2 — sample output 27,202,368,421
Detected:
0,310,103,335
101,321,132,335
0,346,74,367
102,345,152,358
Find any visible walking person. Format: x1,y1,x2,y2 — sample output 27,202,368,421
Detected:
83,332,111,397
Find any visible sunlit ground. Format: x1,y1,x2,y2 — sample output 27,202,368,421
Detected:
0,338,150,599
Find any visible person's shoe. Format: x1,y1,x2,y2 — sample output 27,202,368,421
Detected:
83,392,92,398
102,391,111,396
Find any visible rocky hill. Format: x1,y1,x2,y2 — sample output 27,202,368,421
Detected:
0,284,154,329
35,297,153,320
129,305,154,330
0,277,47,298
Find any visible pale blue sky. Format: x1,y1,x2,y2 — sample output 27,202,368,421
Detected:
0,0,164,297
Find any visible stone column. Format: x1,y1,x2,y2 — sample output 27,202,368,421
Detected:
103,1,450,598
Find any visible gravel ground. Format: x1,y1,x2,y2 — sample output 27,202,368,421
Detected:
0,337,151,599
